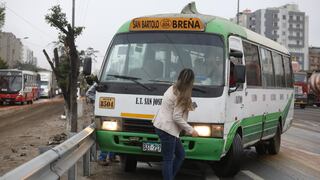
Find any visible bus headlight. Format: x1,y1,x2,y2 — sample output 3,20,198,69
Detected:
192,124,224,137
193,125,211,137
101,118,122,131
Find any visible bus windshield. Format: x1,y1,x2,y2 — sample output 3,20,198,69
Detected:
0,75,22,92
40,81,48,86
101,32,225,86
294,73,307,83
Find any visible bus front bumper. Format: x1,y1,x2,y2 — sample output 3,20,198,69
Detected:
96,130,225,161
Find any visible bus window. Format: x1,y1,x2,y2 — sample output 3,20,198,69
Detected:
283,56,293,87
243,42,261,86
260,47,275,87
272,52,285,87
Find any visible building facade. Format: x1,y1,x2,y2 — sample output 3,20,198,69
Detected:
309,47,320,71
23,46,37,66
0,32,23,68
232,4,309,70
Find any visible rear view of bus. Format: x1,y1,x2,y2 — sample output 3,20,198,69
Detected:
90,3,294,177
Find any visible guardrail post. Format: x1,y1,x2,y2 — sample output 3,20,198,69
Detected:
68,165,77,180
83,150,90,176
68,131,77,180
90,132,97,161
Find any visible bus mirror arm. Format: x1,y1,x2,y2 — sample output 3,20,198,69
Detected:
228,84,239,95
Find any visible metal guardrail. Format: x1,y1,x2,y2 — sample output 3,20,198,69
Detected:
1,123,96,180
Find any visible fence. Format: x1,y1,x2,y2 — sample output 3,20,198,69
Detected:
1,123,96,180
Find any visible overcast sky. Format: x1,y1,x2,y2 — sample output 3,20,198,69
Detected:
1,0,319,71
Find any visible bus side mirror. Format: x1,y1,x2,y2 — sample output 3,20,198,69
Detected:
229,50,243,58
234,64,246,84
83,57,92,76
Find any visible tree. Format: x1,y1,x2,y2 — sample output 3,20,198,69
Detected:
43,5,84,133
0,4,5,30
0,57,8,69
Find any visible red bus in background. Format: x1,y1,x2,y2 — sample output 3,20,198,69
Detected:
0,69,40,105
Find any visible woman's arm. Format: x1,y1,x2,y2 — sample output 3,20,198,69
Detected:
172,105,194,134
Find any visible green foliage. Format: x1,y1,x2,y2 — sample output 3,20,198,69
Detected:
45,5,84,42
45,5,68,29
57,53,70,91
0,4,5,30
0,57,8,69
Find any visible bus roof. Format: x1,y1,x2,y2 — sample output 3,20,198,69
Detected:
116,5,289,55
0,69,37,75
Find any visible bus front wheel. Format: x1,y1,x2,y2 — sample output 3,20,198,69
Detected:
212,133,243,177
121,155,137,172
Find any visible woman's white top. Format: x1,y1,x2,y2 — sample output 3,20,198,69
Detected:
153,86,193,137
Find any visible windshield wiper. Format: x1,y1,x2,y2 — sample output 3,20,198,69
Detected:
107,74,152,91
148,79,174,84
192,87,206,93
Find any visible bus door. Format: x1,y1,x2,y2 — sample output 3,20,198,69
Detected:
227,36,248,142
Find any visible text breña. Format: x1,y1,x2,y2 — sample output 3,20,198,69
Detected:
172,20,201,29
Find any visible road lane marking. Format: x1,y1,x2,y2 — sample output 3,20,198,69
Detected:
282,143,320,157
241,170,264,180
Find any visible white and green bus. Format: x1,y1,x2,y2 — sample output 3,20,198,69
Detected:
84,3,294,177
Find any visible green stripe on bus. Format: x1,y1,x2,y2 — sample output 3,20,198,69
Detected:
117,21,131,33
282,93,293,127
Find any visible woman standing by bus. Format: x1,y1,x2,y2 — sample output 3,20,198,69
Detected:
153,68,199,180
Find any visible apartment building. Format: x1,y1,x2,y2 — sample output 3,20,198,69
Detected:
0,32,23,68
232,4,309,70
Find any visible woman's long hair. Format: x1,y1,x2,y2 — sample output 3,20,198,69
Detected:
173,69,195,112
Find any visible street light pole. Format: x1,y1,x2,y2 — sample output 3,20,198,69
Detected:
72,0,75,28
237,0,240,24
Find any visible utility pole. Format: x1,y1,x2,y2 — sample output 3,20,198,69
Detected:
72,0,75,28
237,0,240,24
69,1,77,179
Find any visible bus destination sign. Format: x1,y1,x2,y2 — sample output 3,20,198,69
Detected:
129,17,204,31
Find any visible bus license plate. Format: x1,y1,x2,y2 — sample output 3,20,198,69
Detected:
142,142,161,153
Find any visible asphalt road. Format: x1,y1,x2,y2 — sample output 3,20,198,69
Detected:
87,107,320,180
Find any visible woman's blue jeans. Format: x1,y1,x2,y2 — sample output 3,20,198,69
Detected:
155,128,185,180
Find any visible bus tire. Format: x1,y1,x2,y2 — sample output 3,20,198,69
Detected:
213,133,243,177
267,125,281,155
255,142,267,155
121,155,137,172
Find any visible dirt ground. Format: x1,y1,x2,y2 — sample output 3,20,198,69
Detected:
0,97,92,176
